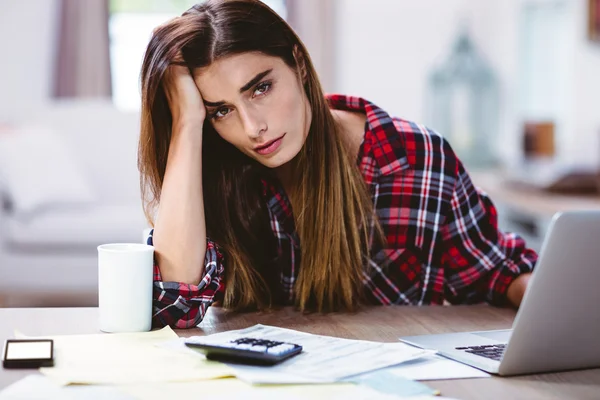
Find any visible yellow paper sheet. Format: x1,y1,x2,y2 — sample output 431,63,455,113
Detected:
16,327,234,386
120,378,435,400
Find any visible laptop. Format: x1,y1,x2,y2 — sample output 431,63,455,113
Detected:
400,210,600,376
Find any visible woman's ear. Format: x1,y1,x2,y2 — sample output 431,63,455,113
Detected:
292,45,308,83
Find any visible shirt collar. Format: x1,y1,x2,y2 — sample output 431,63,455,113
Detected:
326,94,410,175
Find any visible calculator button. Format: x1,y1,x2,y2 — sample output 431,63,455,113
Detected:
267,345,286,355
250,345,267,352
234,343,253,350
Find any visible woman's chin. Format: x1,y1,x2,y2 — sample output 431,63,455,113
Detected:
257,147,300,169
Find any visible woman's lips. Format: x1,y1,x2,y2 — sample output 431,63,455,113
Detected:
254,134,285,155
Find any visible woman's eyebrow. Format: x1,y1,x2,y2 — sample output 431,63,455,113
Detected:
203,68,274,108
239,69,272,93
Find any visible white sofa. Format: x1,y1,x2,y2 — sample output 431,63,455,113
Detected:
0,100,150,307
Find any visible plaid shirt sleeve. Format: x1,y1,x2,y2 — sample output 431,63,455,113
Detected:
440,148,537,306
147,229,225,328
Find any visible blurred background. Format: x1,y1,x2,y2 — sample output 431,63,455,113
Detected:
1,0,600,307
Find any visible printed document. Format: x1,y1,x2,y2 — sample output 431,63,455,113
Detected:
182,324,430,384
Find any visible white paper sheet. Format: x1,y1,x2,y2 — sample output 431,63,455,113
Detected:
16,326,234,385
386,354,490,380
0,375,452,400
0,375,134,400
180,324,431,384
120,378,422,400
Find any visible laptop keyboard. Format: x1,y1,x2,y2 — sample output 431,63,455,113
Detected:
455,344,506,361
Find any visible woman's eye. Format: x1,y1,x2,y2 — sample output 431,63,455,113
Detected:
253,82,272,97
213,107,231,119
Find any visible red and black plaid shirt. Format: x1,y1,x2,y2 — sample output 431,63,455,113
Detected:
149,94,537,328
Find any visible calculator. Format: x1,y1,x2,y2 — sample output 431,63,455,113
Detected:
184,337,303,365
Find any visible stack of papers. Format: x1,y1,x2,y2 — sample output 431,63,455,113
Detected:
15,326,233,385
0,323,486,400
169,324,432,384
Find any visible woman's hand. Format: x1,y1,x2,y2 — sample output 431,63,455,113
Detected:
507,273,532,308
162,60,206,132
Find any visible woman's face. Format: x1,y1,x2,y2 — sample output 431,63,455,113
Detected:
193,52,312,169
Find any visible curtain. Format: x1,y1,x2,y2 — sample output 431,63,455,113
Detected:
54,0,112,98
285,0,335,92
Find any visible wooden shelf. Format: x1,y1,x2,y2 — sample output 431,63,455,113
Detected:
470,171,600,218
470,170,600,251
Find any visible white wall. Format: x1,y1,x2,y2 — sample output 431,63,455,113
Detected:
571,0,600,166
466,1,521,164
332,0,520,160
332,0,471,123
332,0,600,167
0,0,59,122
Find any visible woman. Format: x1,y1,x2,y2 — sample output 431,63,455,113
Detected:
139,0,537,328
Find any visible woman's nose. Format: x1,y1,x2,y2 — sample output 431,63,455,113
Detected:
239,107,267,139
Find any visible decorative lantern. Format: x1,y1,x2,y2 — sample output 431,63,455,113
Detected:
426,29,499,169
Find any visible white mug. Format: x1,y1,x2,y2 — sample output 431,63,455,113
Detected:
97,243,154,333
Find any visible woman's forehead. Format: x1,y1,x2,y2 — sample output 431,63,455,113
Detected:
193,53,287,100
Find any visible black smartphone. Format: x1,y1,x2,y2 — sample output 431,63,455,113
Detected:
2,339,54,369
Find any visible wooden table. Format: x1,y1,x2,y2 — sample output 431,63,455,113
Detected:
1,305,599,399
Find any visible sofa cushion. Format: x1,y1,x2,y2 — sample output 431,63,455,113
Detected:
27,101,142,205
5,205,149,250
0,126,96,218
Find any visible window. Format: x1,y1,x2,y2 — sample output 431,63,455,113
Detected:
109,0,287,111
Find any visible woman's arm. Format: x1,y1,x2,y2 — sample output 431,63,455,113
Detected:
149,64,227,328
151,64,207,285
440,142,537,307
149,228,225,328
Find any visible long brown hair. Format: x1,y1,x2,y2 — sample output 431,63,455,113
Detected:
139,0,383,312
